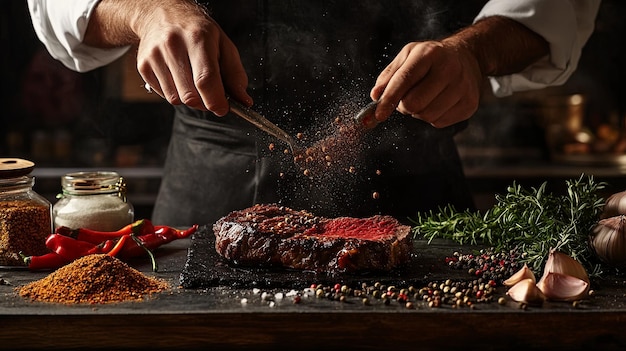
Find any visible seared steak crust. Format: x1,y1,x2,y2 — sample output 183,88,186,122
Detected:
213,204,412,273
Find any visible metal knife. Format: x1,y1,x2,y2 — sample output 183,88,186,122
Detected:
228,97,300,154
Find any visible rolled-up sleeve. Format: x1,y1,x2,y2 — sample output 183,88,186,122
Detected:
475,0,601,96
27,0,130,72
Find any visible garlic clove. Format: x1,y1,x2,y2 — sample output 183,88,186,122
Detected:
590,215,626,267
503,263,535,286
506,278,545,306
540,249,589,284
536,271,589,301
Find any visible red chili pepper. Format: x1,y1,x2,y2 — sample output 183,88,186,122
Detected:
117,225,198,259
20,251,70,271
45,234,101,261
106,234,130,257
26,224,198,271
55,219,155,244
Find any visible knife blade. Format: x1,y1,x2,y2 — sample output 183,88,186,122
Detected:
228,97,301,154
353,100,380,130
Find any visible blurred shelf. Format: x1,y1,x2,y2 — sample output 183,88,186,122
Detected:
463,162,626,179
31,167,163,179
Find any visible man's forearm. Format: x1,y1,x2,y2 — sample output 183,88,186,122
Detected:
83,0,142,47
443,15,550,77
83,0,203,48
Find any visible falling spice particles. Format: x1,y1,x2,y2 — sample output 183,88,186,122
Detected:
291,117,366,177
17,254,168,304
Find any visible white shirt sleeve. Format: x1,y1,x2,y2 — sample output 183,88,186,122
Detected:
475,0,601,97
27,0,130,72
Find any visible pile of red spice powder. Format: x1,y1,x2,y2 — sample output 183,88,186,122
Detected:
18,254,168,304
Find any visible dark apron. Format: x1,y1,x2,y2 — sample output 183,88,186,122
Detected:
152,0,482,227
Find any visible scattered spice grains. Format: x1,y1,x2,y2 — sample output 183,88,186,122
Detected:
242,249,526,310
244,278,499,310
18,254,168,304
446,248,521,285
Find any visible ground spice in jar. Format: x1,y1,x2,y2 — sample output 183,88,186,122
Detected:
1,158,53,266
18,254,168,304
0,200,51,265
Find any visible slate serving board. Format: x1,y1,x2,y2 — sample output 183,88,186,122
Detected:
179,225,469,289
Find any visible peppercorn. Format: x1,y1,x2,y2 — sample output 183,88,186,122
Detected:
397,293,408,303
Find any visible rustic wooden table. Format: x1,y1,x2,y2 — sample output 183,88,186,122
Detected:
1,237,625,351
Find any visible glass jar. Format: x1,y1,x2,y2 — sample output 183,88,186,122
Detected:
53,171,134,231
0,158,52,266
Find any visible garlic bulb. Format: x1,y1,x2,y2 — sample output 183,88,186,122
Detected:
503,263,535,287
602,191,626,219
590,215,626,267
536,272,589,301
506,278,545,305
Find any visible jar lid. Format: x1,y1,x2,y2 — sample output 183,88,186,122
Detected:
61,171,125,195
0,158,35,179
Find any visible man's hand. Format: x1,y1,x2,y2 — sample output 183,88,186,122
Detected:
370,16,549,128
85,0,252,115
371,40,482,128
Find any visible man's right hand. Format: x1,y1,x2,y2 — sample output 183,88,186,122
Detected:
85,0,252,115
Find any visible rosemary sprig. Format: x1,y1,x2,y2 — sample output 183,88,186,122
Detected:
410,174,606,274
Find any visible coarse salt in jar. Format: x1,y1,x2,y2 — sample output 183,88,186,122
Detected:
0,158,52,266
53,171,134,231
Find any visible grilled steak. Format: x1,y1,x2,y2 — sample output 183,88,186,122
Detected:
213,203,412,273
